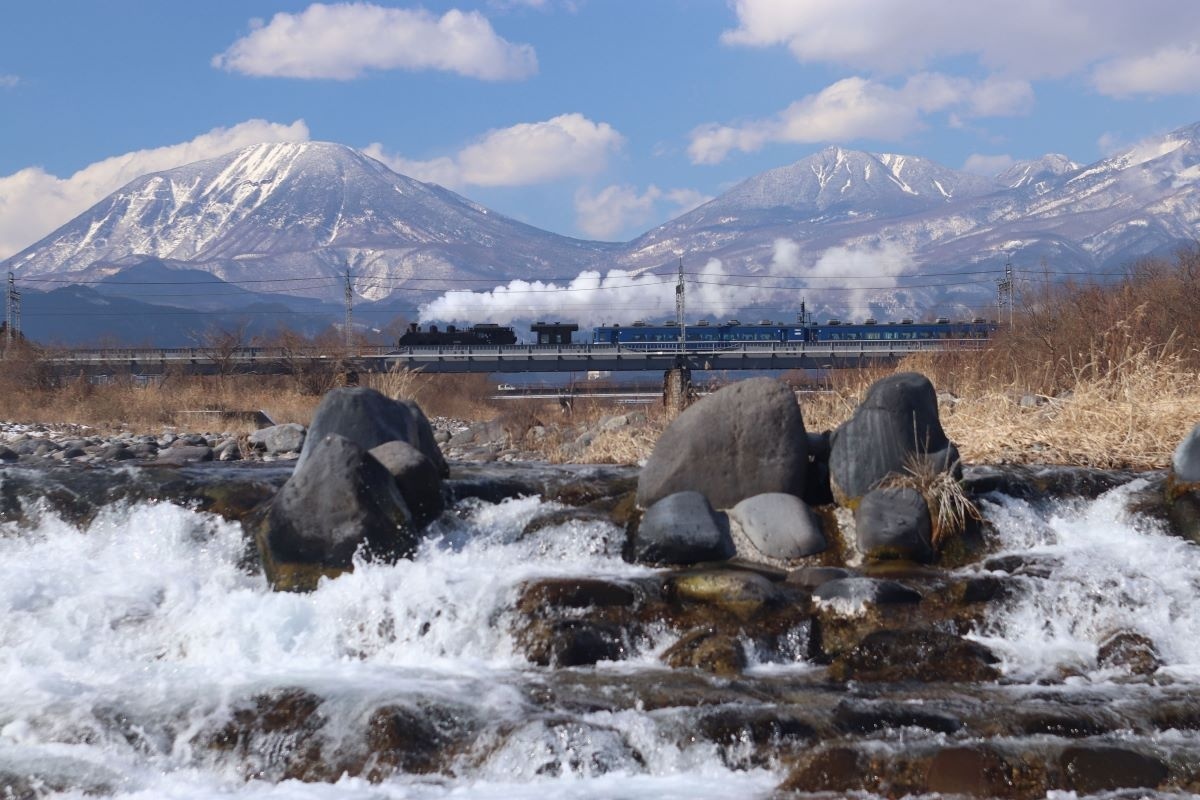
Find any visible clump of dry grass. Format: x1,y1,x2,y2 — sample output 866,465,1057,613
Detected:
880,454,981,550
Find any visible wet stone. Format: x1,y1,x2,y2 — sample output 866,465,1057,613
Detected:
1059,745,1168,793
1097,630,1162,675
661,627,747,677
813,577,922,606
668,570,779,621
829,629,1000,683
522,620,628,667
925,746,1033,798
833,698,962,734
780,747,871,794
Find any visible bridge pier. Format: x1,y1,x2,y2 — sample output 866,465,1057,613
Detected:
662,364,695,416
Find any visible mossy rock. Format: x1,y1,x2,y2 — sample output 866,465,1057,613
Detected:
667,569,780,621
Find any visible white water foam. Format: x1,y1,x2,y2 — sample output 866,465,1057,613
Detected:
974,479,1200,682
0,496,776,799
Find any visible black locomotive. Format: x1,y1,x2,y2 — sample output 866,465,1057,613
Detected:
397,322,517,346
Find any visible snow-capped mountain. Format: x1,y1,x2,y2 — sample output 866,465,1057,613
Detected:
5,141,615,301
620,122,1200,315
6,122,1200,328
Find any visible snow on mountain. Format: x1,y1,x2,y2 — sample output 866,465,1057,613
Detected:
997,154,1080,190
7,123,1200,325
5,141,615,301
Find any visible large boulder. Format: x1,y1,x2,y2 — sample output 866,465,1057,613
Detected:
298,388,448,477
253,434,416,592
728,493,827,564
369,440,444,528
637,378,807,509
854,486,934,563
631,491,734,565
829,372,957,505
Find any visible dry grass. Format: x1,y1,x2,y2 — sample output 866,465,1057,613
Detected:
881,454,981,550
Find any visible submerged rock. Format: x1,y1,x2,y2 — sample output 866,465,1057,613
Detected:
829,629,1000,682
250,434,415,592
636,377,808,509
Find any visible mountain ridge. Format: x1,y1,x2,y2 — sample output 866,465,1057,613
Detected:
7,123,1200,330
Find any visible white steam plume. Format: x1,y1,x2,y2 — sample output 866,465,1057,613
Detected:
418,241,918,333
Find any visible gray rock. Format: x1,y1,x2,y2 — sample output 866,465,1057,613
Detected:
633,491,735,565
854,486,934,563
0,446,17,462
728,493,827,562
151,445,214,466
369,440,445,528
448,429,476,446
1172,423,1200,483
253,433,415,592
637,377,808,509
99,444,136,461
433,430,452,444
214,437,243,462
829,372,956,504
298,388,448,477
248,423,306,454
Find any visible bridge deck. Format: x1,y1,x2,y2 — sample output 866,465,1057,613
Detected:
29,340,985,376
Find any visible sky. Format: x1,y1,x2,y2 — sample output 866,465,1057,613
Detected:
2,0,1200,263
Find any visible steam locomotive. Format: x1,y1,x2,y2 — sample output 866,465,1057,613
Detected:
398,317,996,347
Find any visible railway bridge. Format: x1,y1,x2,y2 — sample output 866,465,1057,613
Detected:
31,339,984,377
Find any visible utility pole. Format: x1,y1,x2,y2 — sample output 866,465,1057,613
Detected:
675,255,685,352
343,269,354,354
996,258,1014,329
4,271,19,350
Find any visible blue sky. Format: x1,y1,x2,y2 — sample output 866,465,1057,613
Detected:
2,0,1199,259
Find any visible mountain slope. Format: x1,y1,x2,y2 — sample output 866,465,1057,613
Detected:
5,142,616,301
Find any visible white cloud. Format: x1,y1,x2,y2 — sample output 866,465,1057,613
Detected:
688,74,1031,164
1092,45,1200,96
722,0,1200,82
962,154,1015,176
573,184,712,239
0,74,18,89
0,119,310,260
213,3,536,81
365,113,624,188
574,185,661,239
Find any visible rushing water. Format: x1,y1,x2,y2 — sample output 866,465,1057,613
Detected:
1,471,1199,798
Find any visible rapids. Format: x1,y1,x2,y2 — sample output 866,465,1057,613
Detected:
1,467,1198,798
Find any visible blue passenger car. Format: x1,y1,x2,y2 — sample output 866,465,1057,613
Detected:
592,318,996,346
